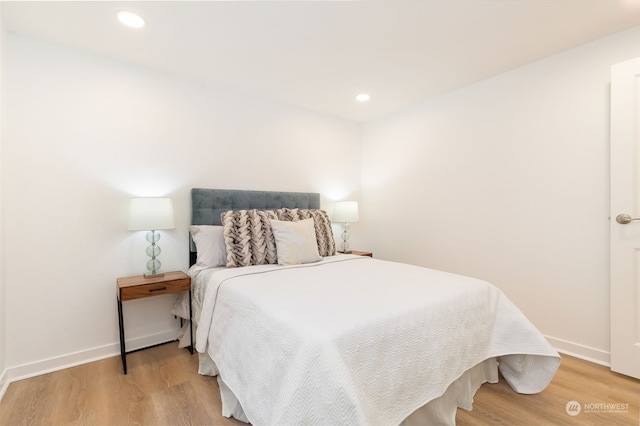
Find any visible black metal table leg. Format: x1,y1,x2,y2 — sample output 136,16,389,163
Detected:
189,289,194,354
117,298,127,374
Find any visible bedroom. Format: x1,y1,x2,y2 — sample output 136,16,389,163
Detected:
0,0,639,424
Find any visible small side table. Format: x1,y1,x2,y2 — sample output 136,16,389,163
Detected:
116,270,192,374
350,250,373,257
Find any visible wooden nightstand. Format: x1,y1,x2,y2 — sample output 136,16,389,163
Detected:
350,250,373,257
116,270,192,374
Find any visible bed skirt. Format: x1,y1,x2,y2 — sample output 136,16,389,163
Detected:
196,347,498,426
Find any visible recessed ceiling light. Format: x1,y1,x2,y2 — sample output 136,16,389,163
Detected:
117,11,146,29
355,93,371,102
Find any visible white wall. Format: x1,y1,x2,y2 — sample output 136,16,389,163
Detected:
361,26,640,365
2,34,361,380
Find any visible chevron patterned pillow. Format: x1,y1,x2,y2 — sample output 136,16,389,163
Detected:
221,209,278,268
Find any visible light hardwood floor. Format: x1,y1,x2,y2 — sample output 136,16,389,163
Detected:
1,344,638,425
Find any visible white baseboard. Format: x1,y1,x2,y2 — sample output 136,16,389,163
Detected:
0,329,178,399
545,335,611,367
0,368,9,401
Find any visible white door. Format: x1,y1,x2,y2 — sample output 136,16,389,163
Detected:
610,56,640,379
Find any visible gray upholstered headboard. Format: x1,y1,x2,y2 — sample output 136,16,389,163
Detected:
190,188,321,265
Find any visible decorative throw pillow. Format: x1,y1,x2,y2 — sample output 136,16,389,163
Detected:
189,225,227,271
221,209,278,268
275,208,336,257
270,219,322,265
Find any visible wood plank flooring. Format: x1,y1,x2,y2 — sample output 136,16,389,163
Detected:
1,344,638,425
456,354,639,426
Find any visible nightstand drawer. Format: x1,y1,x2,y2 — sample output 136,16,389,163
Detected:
120,279,190,301
117,271,191,301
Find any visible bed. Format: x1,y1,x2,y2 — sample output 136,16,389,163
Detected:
173,188,560,426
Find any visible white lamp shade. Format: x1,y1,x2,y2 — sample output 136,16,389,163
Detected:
128,197,175,230
333,201,359,223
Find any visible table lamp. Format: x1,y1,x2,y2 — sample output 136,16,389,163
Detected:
333,201,359,253
128,197,175,277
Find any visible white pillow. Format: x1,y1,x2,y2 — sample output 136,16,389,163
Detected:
270,219,322,266
189,225,227,270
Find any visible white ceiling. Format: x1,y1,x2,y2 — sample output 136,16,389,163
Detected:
2,1,640,122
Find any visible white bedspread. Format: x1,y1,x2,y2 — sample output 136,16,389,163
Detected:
195,255,560,426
